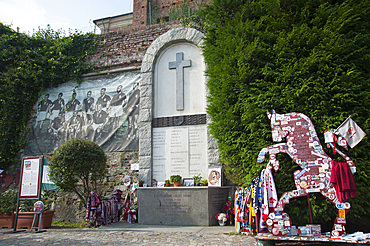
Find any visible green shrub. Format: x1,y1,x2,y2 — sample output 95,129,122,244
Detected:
202,0,369,232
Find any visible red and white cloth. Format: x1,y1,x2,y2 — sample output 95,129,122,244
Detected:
262,167,277,221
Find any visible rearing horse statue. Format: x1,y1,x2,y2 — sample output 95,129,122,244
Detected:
257,110,356,237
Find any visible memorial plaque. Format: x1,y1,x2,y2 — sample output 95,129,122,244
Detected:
152,125,208,182
138,186,231,226
169,127,189,177
153,128,166,181
189,125,207,176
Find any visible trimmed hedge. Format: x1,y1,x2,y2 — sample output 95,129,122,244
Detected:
202,0,369,232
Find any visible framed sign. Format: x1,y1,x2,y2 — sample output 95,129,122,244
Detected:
208,168,221,187
183,178,194,186
19,157,42,199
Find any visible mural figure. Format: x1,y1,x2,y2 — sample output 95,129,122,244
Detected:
48,92,65,128
127,82,140,140
65,94,81,122
257,110,356,237
34,94,52,131
93,103,109,141
108,85,127,128
96,88,111,111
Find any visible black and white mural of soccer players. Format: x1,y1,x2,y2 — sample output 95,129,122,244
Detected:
24,71,141,156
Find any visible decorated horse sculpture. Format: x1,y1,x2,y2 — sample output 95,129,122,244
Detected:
257,110,357,237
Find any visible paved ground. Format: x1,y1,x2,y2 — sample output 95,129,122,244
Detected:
0,222,258,246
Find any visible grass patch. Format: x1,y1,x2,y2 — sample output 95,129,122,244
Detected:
52,221,89,228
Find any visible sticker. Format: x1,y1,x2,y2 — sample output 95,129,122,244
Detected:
300,181,310,189
336,203,345,209
335,224,343,231
278,220,284,226
275,206,284,211
282,213,289,220
269,148,279,154
266,219,273,226
337,218,346,224
332,230,339,237
306,188,320,193
295,168,308,180
338,209,346,219
275,211,282,216
343,202,350,209
284,220,291,226
269,213,275,219
311,175,319,180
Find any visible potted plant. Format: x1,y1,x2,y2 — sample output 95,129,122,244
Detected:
0,189,17,228
165,179,171,187
201,178,208,186
138,180,144,187
0,190,55,229
193,173,202,186
170,175,182,187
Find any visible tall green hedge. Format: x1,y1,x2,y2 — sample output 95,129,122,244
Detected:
0,24,97,170
202,0,369,232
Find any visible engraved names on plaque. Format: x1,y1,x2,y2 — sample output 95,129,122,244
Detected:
152,125,207,182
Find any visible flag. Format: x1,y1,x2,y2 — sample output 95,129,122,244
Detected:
42,158,59,191
335,116,366,148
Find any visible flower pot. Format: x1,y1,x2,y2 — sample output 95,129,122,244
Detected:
15,210,55,229
0,213,15,228
202,183,208,186
165,183,171,187
173,182,180,187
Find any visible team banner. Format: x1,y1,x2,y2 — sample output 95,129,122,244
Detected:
24,71,140,155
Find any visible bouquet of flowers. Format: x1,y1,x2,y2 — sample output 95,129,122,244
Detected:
222,197,234,215
215,213,229,225
215,213,229,221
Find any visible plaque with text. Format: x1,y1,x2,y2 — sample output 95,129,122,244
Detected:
19,157,42,199
153,125,208,182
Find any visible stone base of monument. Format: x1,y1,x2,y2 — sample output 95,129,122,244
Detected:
137,186,233,226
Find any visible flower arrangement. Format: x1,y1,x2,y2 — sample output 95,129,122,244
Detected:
215,197,234,226
215,212,229,225
222,197,234,215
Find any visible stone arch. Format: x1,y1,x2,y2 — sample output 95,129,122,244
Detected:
138,27,219,185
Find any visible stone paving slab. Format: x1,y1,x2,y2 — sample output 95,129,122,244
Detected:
0,222,257,246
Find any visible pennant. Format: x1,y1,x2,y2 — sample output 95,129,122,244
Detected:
335,116,366,148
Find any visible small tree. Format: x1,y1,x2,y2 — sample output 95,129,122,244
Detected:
49,138,107,205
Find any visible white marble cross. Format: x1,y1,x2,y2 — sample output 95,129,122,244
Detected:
169,52,191,111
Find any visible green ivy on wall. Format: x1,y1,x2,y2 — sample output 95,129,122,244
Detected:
0,23,98,170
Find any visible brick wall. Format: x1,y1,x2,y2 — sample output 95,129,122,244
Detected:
132,0,211,28
89,22,179,70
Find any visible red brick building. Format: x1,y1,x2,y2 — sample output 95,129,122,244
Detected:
94,0,210,33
